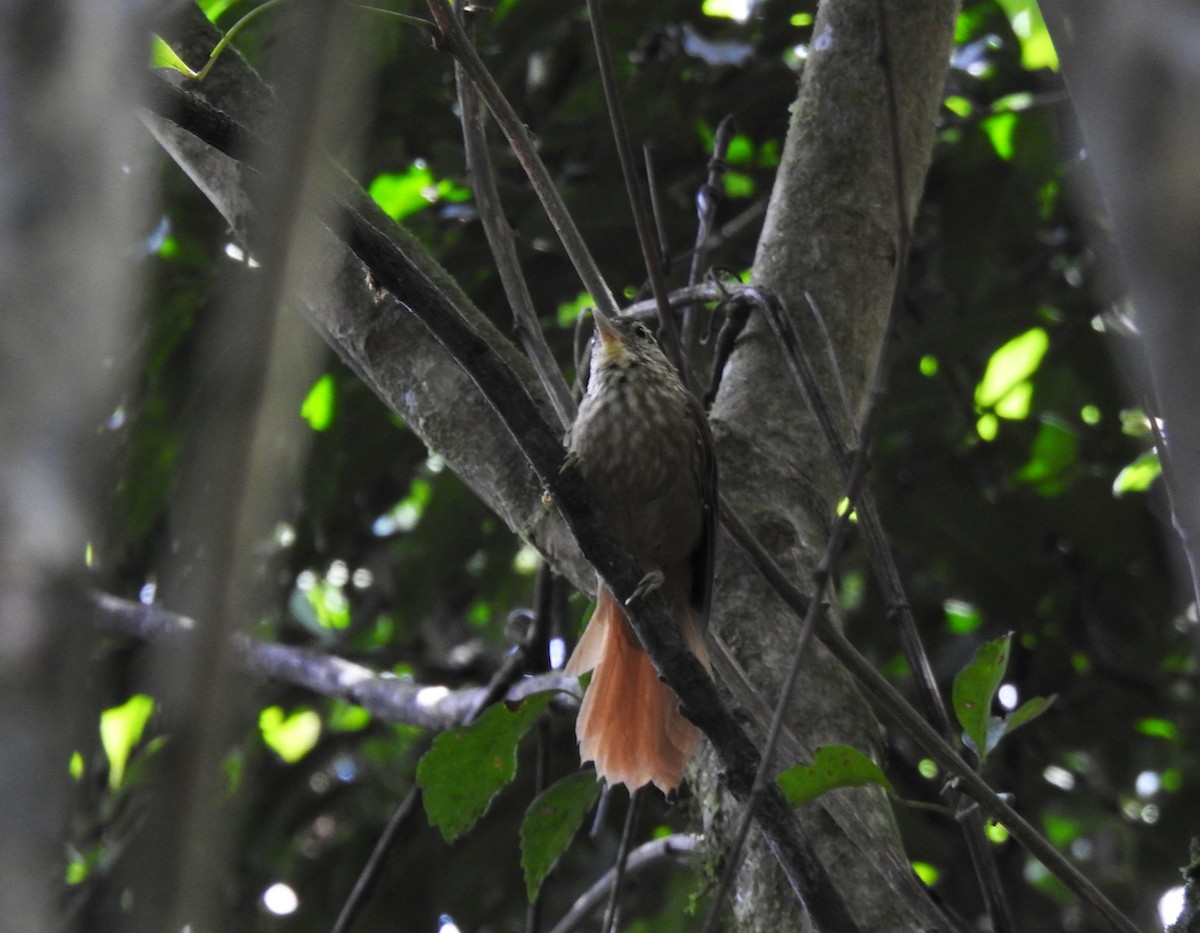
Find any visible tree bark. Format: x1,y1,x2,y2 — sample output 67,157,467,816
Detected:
704,0,957,928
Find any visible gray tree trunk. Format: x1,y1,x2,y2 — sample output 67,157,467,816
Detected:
703,0,956,928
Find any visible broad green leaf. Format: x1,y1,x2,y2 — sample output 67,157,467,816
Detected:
981,112,1018,161
952,634,1011,762
369,165,437,221
974,327,1049,417
520,772,600,901
1113,450,1161,497
100,694,155,790
995,0,1059,71
1003,694,1056,737
418,693,553,842
259,706,321,763
776,745,894,808
149,35,198,78
1016,417,1078,495
301,373,336,431
369,164,470,222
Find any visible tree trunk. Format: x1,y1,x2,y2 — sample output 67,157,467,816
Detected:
704,0,956,928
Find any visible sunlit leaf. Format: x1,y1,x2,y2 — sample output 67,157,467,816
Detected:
1135,717,1178,741
1016,416,1078,495
100,694,155,790
69,751,84,782
557,292,595,328
912,861,940,886
952,634,1011,762
520,772,600,901
259,706,322,763
722,171,755,198
368,162,467,221
1112,451,1161,497
776,745,894,808
995,0,1059,71
1042,811,1081,847
327,700,371,733
150,35,198,78
198,0,238,21
981,112,1018,160
301,373,336,431
418,693,553,842
975,327,1049,418
944,599,982,635
702,0,750,21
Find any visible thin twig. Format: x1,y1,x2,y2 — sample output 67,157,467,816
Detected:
546,835,697,933
453,2,575,430
583,0,683,372
331,785,422,933
683,114,735,359
600,789,641,933
425,0,622,324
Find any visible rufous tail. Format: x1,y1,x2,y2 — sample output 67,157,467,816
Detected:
564,586,711,793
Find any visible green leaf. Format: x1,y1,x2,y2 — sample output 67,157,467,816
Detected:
952,634,1011,762
418,693,553,842
149,35,198,78
944,599,982,635
776,745,894,808
368,163,466,222
520,772,600,901
1016,416,1078,495
981,112,1018,161
1135,717,1178,741
301,373,336,431
1113,450,1161,497
1004,694,1056,737
995,0,1059,71
259,706,322,763
556,292,594,328
974,327,1049,418
100,694,155,790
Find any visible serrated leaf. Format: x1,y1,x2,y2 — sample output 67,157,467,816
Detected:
952,633,1012,763
520,772,600,901
776,745,894,808
149,35,198,78
417,693,552,842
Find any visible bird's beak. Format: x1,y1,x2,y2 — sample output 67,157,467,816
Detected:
592,310,625,363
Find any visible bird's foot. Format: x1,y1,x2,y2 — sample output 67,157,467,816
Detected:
626,569,665,605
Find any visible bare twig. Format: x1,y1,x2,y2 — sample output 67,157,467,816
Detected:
600,790,641,933
331,785,422,933
683,114,736,359
546,835,697,933
424,0,622,324
583,0,683,371
453,2,575,430
91,591,580,731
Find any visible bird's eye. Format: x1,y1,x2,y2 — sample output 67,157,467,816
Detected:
633,323,651,339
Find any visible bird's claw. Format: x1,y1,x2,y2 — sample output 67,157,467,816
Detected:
625,570,665,605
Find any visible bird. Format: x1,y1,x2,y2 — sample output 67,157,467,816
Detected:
563,310,716,794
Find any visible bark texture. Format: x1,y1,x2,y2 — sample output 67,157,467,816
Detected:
703,0,957,928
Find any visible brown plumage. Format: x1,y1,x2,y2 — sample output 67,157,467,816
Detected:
564,313,715,794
